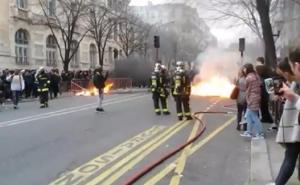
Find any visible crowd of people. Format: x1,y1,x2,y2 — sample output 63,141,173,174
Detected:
234,46,300,185
0,68,95,108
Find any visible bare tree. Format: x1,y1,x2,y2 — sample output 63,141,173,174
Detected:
88,3,115,67
117,9,151,57
39,0,90,71
202,0,281,67
256,0,277,68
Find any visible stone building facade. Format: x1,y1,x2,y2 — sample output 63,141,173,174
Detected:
0,0,127,71
275,0,300,57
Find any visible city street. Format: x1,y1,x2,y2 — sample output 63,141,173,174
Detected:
0,93,250,185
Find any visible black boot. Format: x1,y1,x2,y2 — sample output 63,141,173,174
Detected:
178,116,183,121
163,111,170,115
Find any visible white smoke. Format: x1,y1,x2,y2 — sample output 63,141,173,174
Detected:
194,48,241,83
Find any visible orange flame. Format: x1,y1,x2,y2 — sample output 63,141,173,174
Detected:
192,76,235,98
104,83,114,94
75,83,114,96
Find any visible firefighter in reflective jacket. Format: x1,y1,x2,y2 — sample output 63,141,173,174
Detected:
150,63,170,115
172,61,192,121
36,67,50,108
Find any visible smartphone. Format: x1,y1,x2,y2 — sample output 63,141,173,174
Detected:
264,78,283,95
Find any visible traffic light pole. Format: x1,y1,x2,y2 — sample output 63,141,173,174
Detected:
156,48,159,63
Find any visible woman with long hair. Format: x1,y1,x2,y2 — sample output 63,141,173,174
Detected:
236,68,247,131
240,63,264,139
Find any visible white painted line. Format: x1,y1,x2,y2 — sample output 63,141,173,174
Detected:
0,94,148,128
0,94,142,125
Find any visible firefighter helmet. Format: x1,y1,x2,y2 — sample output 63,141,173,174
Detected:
154,63,161,73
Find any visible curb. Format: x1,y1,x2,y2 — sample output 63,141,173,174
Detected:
250,139,273,185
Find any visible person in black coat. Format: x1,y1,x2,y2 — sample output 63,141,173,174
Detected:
93,67,108,112
23,70,34,98
0,73,4,105
49,70,61,99
255,57,274,123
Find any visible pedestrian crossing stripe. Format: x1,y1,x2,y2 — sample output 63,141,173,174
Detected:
49,125,165,185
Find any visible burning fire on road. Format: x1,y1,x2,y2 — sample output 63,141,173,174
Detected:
191,48,239,98
191,76,235,98
75,83,114,96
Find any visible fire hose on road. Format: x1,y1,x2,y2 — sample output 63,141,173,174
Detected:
123,110,236,185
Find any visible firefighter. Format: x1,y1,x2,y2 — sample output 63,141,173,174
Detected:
150,63,170,115
36,67,50,108
172,61,193,121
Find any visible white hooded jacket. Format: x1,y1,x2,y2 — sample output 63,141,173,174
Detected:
7,74,25,91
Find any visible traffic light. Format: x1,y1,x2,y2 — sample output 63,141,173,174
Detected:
154,35,160,48
239,38,245,52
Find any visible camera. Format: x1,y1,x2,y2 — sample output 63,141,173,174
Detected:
265,77,284,96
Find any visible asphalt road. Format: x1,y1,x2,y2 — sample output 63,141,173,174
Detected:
0,93,250,185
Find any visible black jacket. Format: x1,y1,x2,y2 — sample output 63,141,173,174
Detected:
93,72,108,89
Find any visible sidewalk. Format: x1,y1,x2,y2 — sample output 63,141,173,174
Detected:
250,123,299,185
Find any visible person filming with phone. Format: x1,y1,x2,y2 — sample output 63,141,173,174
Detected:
268,46,300,185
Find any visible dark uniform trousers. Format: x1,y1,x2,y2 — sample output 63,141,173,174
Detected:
153,91,168,113
174,95,191,118
40,91,49,105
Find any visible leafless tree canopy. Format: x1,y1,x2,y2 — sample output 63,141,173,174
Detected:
39,0,90,71
117,9,151,57
88,3,116,67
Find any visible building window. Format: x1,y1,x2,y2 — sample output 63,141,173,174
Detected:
114,22,118,40
113,49,118,60
15,29,29,65
48,0,55,16
46,35,57,66
108,47,112,64
71,41,79,68
17,0,27,9
90,44,97,69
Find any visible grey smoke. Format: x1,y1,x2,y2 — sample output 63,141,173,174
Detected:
193,48,241,82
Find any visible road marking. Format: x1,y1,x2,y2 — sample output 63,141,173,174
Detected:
169,114,204,185
86,120,190,185
0,94,148,128
0,94,141,125
169,99,222,184
49,125,165,185
144,116,236,185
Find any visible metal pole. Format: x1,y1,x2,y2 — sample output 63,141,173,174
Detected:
156,48,159,63
241,51,244,66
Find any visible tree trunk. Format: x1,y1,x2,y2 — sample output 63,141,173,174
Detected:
98,47,103,67
256,0,277,69
63,61,69,72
